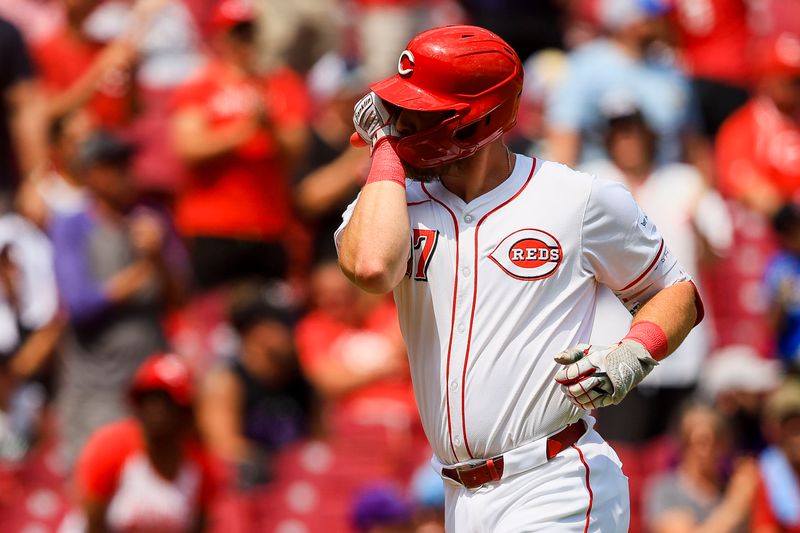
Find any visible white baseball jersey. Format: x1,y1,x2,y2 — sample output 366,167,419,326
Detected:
336,154,689,466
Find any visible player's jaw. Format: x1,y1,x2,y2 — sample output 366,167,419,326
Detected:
401,160,445,183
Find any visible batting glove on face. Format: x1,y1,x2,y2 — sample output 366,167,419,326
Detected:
553,341,658,410
352,92,399,154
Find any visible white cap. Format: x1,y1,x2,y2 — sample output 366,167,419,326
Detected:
700,345,781,399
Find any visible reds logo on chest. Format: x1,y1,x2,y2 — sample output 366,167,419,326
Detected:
488,228,563,280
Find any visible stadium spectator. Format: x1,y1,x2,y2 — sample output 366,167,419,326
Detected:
352,0,465,83
583,94,730,442
660,0,753,138
20,109,92,228
700,345,780,454
52,130,187,466
644,402,759,533
294,52,369,264
294,261,423,529
753,377,800,533
170,0,310,290
33,0,137,129
546,0,701,168
716,32,800,217
71,353,216,533
764,204,800,366
295,261,414,430
78,0,206,194
0,16,47,205
409,462,445,533
0,211,63,461
199,291,313,488
508,48,567,158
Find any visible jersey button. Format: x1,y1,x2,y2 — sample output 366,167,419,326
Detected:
464,214,474,223
457,323,466,333
454,435,462,446
449,380,459,391
461,267,470,277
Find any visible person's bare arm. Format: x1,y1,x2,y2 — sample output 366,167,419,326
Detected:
5,79,47,179
338,177,410,294
9,315,64,379
46,40,136,122
198,368,250,463
295,146,367,218
84,498,110,533
651,459,759,533
555,281,700,408
630,281,697,360
171,107,258,164
305,345,405,399
102,260,157,304
271,123,308,173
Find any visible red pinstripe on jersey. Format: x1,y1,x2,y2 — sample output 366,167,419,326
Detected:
572,444,594,533
460,158,537,458
619,238,664,292
421,183,461,462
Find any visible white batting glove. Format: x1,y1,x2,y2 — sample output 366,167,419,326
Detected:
553,341,658,410
352,92,398,154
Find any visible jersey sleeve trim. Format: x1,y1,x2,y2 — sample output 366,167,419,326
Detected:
619,238,665,292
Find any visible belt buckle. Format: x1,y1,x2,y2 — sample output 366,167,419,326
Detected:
454,464,473,486
455,457,502,488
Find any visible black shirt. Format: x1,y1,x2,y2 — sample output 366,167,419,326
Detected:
0,17,34,193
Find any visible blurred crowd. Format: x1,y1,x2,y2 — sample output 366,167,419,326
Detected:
0,0,799,531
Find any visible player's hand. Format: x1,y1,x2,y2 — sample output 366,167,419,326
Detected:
352,92,398,154
553,341,658,409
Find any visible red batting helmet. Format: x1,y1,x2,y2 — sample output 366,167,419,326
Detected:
129,353,194,408
371,25,523,168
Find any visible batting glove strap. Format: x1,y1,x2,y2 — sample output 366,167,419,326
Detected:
353,92,398,154
604,340,658,404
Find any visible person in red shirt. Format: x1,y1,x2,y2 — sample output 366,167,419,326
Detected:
33,0,137,129
171,0,309,290
295,260,416,427
663,0,753,138
716,32,800,217
294,260,425,532
75,353,216,533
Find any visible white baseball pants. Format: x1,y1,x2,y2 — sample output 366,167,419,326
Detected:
443,426,630,532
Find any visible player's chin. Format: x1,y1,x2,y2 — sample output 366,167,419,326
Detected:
402,160,449,183
401,161,440,183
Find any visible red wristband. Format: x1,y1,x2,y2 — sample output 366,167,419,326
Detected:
623,320,668,360
365,138,406,187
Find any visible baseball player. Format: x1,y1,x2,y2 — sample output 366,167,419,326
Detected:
336,25,703,532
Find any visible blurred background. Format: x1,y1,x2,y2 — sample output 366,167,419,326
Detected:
0,0,799,531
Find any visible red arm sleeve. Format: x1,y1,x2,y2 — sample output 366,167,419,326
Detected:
76,420,139,502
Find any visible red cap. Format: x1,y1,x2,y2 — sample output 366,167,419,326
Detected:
756,33,800,79
209,0,257,34
130,353,194,407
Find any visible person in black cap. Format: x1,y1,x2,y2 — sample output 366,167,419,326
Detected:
51,129,188,466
